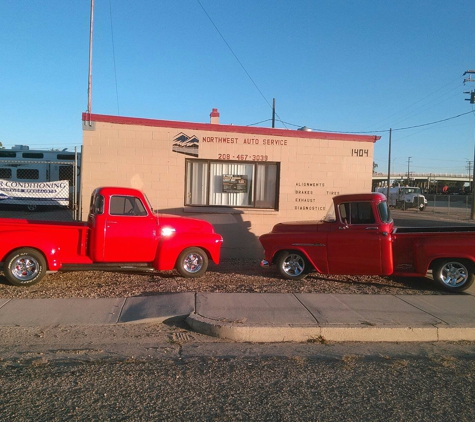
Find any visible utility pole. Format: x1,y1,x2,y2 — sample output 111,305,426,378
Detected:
464,70,475,219
467,160,473,193
386,128,392,199
272,98,276,128
407,156,412,185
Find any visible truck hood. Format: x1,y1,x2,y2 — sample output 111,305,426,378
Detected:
157,214,217,233
271,220,323,233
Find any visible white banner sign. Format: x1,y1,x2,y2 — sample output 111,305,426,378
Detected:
0,180,70,207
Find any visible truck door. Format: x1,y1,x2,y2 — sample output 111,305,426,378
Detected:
326,201,385,275
101,195,158,263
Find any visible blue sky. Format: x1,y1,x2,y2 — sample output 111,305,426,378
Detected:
1,0,474,174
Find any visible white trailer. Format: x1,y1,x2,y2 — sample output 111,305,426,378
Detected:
0,145,80,211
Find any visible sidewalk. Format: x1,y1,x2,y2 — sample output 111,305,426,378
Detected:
1,292,475,343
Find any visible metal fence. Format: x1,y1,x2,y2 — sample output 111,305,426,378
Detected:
422,194,475,220
0,159,81,222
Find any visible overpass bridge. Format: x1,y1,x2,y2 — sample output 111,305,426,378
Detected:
372,173,471,192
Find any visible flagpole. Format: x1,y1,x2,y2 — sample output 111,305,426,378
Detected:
87,0,94,124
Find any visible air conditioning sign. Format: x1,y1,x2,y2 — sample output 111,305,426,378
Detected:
0,180,69,207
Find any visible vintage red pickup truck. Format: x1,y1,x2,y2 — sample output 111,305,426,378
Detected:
0,187,223,286
260,192,475,292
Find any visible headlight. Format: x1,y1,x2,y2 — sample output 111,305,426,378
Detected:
161,227,176,237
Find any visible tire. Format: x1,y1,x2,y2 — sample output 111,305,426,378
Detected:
26,204,37,211
432,259,475,292
175,247,208,278
276,251,309,280
3,248,47,287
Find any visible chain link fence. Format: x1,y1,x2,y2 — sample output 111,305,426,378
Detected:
0,159,80,222
422,194,475,220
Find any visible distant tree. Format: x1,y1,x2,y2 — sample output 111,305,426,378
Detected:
373,162,378,173
0,142,3,149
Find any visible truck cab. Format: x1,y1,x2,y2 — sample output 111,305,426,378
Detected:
87,187,159,263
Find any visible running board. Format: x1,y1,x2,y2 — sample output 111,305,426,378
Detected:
60,263,157,273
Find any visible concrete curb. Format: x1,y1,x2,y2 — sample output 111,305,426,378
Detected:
186,314,475,343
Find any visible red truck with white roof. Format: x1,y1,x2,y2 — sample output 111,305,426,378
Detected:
260,192,475,292
0,187,223,286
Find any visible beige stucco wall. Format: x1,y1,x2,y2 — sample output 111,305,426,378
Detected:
81,114,378,259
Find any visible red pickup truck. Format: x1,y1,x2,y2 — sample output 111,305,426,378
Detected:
0,187,223,286
260,192,475,292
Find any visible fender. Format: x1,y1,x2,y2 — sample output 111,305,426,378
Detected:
269,244,327,274
0,230,62,271
413,237,475,275
154,232,223,270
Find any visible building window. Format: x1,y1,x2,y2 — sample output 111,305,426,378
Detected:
185,159,279,209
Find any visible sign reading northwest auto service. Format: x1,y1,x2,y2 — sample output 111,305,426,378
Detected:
0,180,69,207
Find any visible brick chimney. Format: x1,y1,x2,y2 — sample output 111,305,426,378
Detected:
210,108,220,124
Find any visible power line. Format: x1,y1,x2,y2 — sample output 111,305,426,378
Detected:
257,110,475,134
391,110,475,132
368,75,463,130
196,0,287,128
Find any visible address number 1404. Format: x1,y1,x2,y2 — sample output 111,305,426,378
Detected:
351,149,369,157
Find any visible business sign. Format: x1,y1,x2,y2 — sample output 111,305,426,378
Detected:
0,180,70,207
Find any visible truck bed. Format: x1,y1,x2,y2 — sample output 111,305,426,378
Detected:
0,218,91,267
395,226,475,233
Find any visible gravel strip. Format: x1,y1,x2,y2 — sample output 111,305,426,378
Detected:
0,259,444,299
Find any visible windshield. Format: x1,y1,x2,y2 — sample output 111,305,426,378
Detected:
143,193,154,213
402,187,421,195
378,201,392,223
323,202,336,222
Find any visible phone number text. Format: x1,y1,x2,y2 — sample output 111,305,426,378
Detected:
218,154,268,161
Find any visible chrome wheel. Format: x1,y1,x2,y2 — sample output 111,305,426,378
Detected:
433,259,475,292
176,247,208,278
277,251,309,280
184,252,204,274
12,255,40,281
4,248,47,287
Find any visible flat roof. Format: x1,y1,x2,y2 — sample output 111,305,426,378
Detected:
82,113,380,143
